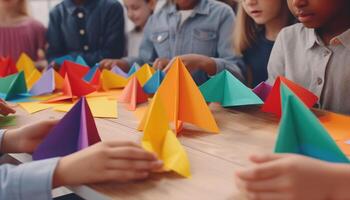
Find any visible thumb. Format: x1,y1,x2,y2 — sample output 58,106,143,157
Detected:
250,153,288,164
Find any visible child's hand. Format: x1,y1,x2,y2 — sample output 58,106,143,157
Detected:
0,99,16,116
53,141,163,187
1,119,58,153
163,54,216,75
235,153,350,200
153,58,171,70
99,59,129,71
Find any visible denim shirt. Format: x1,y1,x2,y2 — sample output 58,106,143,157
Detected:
124,0,244,85
46,0,125,66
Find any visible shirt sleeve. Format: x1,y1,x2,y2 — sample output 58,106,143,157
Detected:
1,129,60,200
266,28,286,85
213,7,245,81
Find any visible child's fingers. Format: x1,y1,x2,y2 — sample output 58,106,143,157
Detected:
106,159,163,171
250,153,288,164
236,161,283,181
109,146,158,161
237,176,286,193
0,102,16,115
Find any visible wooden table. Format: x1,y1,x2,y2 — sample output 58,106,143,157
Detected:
9,103,280,200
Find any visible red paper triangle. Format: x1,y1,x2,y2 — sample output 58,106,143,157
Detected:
261,76,318,116
0,57,18,77
59,61,89,78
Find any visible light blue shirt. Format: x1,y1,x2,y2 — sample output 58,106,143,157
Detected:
0,129,59,200
124,0,245,85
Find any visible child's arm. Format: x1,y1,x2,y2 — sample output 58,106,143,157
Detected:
235,153,350,200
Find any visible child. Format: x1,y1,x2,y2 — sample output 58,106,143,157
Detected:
266,0,350,115
46,0,126,67
124,0,156,58
0,105,162,199
100,0,245,85
0,0,46,62
236,0,350,199
233,0,294,87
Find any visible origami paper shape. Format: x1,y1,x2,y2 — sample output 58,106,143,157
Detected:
319,112,350,141
53,55,75,65
33,97,101,160
119,76,148,111
54,70,65,90
54,97,118,118
142,92,191,178
143,70,165,94
0,57,17,77
111,65,128,78
275,84,349,163
139,57,219,134
199,70,263,107
29,68,55,96
59,61,89,78
100,69,128,91
45,70,96,102
132,63,155,86
262,76,318,117
75,55,88,66
0,72,27,100
127,63,140,77
84,64,101,87
252,81,272,102
16,53,41,89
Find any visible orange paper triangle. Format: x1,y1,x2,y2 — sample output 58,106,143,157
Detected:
139,57,219,134
100,69,128,91
262,76,318,117
119,76,148,110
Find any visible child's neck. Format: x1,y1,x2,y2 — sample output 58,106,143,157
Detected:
318,11,350,45
264,13,290,41
74,0,86,5
0,9,26,26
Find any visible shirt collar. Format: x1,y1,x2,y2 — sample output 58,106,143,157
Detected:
305,27,350,50
335,28,350,50
63,0,97,15
166,0,210,16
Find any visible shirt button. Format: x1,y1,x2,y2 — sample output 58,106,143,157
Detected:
79,29,85,35
157,35,162,42
317,77,323,85
83,45,89,51
77,12,84,19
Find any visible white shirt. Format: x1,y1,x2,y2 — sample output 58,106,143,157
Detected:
178,10,193,27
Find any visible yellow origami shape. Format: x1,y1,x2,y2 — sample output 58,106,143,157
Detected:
131,63,155,86
142,92,191,178
16,53,41,89
100,69,128,91
139,57,219,134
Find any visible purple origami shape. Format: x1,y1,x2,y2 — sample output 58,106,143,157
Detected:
32,97,101,160
29,68,55,96
252,82,272,102
111,65,128,78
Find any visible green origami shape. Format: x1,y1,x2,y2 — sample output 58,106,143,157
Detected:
275,84,349,163
0,72,27,100
199,70,263,107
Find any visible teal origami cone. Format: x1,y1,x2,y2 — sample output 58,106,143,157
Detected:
275,84,349,163
199,70,263,107
0,72,27,100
